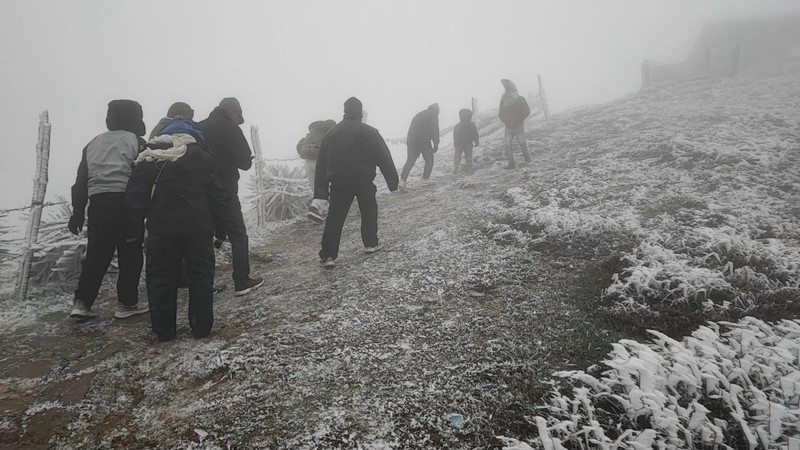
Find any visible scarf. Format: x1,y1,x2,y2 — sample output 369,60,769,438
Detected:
135,133,196,164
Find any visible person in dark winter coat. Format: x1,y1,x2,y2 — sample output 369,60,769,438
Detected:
498,79,531,169
314,97,399,268
149,102,194,140
400,104,439,190
126,119,227,342
453,108,479,173
199,97,263,296
297,119,337,223
68,100,148,320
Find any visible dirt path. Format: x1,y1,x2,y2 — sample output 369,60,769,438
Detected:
0,144,634,449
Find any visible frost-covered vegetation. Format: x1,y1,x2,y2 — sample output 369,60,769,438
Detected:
505,317,800,450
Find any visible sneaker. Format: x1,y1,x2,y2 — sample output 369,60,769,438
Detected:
320,257,335,268
307,205,325,223
234,277,264,296
70,299,97,319
364,243,384,254
114,302,149,319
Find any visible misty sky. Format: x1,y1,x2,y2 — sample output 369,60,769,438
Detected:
1,0,799,210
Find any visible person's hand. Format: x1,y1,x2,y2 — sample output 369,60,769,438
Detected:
68,214,84,235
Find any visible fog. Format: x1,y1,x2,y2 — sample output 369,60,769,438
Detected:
1,0,798,210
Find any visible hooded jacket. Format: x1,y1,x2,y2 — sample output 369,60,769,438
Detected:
71,100,146,217
406,106,440,149
313,118,399,199
126,128,227,238
453,109,479,150
499,91,531,128
199,107,253,194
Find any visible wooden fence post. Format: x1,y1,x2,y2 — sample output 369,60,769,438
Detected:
471,97,478,118
641,60,652,89
15,111,51,301
250,125,268,227
537,74,551,120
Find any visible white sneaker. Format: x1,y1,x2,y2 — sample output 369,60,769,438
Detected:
114,302,149,319
70,299,97,319
364,243,384,254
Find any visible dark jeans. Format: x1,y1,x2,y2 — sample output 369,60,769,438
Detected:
400,143,434,181
319,181,378,260
75,192,143,308
146,234,215,340
504,124,530,165
220,194,251,286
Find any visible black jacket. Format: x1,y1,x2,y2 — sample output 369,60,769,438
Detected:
314,118,399,199
406,108,440,148
454,109,479,149
126,145,227,238
199,107,253,194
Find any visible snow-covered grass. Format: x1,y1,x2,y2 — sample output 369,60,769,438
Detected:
509,317,800,450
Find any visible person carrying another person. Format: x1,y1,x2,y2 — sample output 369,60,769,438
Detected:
400,103,439,190
67,100,148,320
498,79,531,169
149,102,195,140
314,97,399,268
200,97,263,296
126,118,227,342
453,108,479,173
297,119,337,223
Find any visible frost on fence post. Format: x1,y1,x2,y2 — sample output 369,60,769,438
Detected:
471,97,478,118
15,111,51,301
250,125,269,228
537,74,550,121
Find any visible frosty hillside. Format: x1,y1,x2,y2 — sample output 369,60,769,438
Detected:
2,16,800,450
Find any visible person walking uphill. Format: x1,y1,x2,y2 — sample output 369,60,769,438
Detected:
297,119,337,223
126,119,227,341
200,97,263,296
314,97,399,268
453,108,479,173
68,100,148,320
499,79,531,169
400,103,439,190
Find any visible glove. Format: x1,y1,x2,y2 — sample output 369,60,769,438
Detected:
125,218,145,243
68,215,84,235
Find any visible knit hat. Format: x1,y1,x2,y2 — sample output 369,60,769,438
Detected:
106,99,146,136
166,102,194,119
428,103,440,113
343,97,363,119
219,97,244,125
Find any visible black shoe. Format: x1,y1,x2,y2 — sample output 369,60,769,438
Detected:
234,277,264,296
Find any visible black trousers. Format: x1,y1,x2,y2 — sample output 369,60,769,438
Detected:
75,192,143,308
220,194,251,285
401,143,434,181
146,234,215,340
319,181,378,260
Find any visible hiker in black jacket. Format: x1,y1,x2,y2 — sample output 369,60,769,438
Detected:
314,97,399,268
453,108,479,173
400,103,439,190
126,119,227,342
68,100,148,320
199,98,263,296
